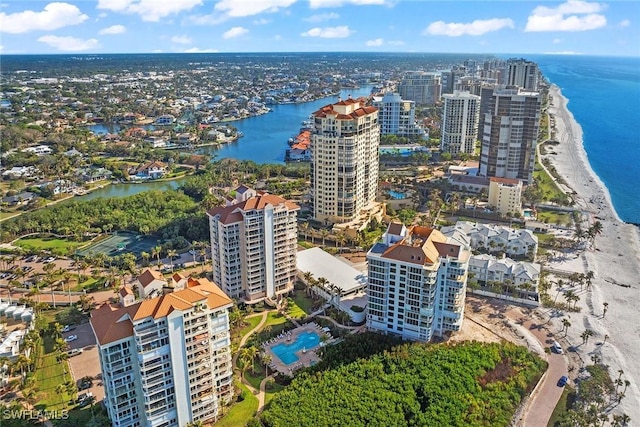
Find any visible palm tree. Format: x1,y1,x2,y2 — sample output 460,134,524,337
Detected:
261,353,272,377
302,271,314,297
167,249,177,272
319,229,329,247
152,245,162,267
141,251,150,267
300,221,309,242
330,284,341,310
316,277,329,300
561,318,571,336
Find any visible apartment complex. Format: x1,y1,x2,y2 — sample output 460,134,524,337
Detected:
310,97,380,224
207,186,299,304
488,176,523,216
479,87,541,184
506,58,539,91
441,91,481,154
366,223,470,342
90,278,234,427
441,220,538,258
397,71,442,106
371,92,426,139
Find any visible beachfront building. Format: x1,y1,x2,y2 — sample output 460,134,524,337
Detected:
134,268,167,300
207,186,299,304
468,254,541,301
398,71,442,105
441,91,481,154
310,97,380,225
479,87,541,184
366,223,471,342
371,92,426,139
488,177,523,216
506,59,539,91
90,277,234,427
441,220,538,258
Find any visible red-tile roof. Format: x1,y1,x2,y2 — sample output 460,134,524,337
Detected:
207,191,299,224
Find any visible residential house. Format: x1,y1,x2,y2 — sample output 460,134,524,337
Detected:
134,269,167,299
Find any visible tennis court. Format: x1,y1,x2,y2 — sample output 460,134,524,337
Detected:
76,232,159,259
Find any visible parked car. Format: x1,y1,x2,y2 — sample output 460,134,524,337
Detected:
551,341,563,354
62,325,76,333
557,375,569,387
64,335,78,342
67,349,82,357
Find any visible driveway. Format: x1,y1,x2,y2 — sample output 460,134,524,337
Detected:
509,313,568,427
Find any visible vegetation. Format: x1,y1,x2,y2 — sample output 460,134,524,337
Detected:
262,341,546,427
1,190,206,244
216,384,258,427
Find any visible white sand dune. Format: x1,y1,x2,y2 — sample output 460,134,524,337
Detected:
544,84,640,420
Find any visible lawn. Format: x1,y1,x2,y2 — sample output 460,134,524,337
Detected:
536,210,572,227
0,211,20,220
535,232,557,246
286,296,308,319
534,162,567,204
216,384,259,427
239,315,263,338
33,333,74,411
290,292,315,315
15,236,86,254
72,277,107,292
265,311,288,327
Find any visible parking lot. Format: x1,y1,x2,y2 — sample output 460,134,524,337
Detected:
64,322,104,402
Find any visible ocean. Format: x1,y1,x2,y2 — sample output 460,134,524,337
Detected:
528,55,640,225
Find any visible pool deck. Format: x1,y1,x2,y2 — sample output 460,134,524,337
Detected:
262,323,332,376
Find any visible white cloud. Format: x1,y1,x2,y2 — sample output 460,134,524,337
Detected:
544,50,582,55
171,35,192,44
99,24,126,35
223,27,248,39
619,19,630,27
0,2,88,34
553,38,562,43
304,12,339,22
184,47,218,53
309,0,387,8
38,35,99,51
366,38,383,46
525,0,606,32
97,0,202,22
301,25,352,38
424,18,514,37
214,0,296,18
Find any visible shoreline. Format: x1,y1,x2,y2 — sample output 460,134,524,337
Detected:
544,84,640,419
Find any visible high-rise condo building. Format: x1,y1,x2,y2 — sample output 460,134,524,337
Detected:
479,87,541,184
441,91,480,154
207,186,299,304
366,223,470,342
310,97,379,224
372,92,426,139
90,278,234,427
506,59,539,91
398,71,442,105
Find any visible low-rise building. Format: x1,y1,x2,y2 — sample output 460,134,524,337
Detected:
441,220,538,258
468,253,540,300
134,268,167,299
488,177,522,216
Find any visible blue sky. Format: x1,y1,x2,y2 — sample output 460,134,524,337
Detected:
1,0,638,56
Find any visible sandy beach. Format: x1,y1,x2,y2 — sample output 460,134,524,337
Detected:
544,84,640,420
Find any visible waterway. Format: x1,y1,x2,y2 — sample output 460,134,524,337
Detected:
79,86,373,200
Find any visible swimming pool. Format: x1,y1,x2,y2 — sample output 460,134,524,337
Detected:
271,331,321,365
388,190,406,200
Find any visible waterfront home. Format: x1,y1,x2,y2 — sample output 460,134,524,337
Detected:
77,167,113,183
144,136,168,148
134,161,167,180
1,191,36,206
63,148,83,157
441,221,538,258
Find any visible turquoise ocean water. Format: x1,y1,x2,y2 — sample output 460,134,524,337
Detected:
528,55,640,224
